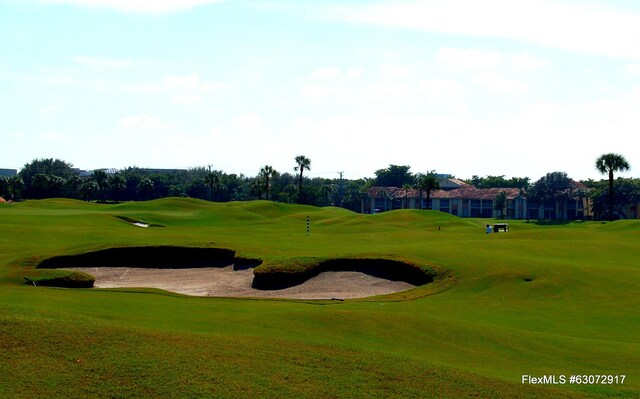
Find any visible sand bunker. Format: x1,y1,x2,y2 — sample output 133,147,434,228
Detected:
67,266,417,299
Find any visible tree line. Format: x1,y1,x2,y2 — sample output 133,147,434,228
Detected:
0,157,371,212
1,154,636,220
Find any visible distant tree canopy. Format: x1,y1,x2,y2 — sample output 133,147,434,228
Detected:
374,165,414,187
0,176,24,200
466,175,530,190
11,158,367,210
0,178,9,199
528,171,572,205
19,158,77,199
11,157,639,218
589,178,640,220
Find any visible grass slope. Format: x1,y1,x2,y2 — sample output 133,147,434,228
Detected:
0,198,638,398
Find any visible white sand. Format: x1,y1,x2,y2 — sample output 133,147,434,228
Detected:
68,266,416,299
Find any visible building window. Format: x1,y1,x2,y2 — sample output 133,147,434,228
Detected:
440,199,450,213
481,199,493,218
419,199,433,209
470,199,482,217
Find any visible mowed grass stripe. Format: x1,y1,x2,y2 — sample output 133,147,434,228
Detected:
0,311,602,399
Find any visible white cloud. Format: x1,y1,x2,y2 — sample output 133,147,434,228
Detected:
420,78,467,97
281,87,640,180
120,114,169,130
9,131,25,141
509,52,550,72
121,83,165,95
472,73,529,94
436,48,503,69
310,67,364,80
149,133,217,167
331,1,640,59
162,74,223,104
436,48,549,75
41,0,225,14
233,113,264,131
172,93,202,105
38,105,59,116
311,67,342,79
364,83,411,101
299,85,338,97
72,56,135,68
164,74,209,91
379,63,414,76
282,113,494,177
44,131,64,142
624,64,640,75
45,74,110,91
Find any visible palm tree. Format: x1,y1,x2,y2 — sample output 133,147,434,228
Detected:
250,179,263,200
137,178,154,201
595,153,630,221
417,171,440,210
91,169,109,202
204,172,217,201
414,174,425,210
259,165,278,200
108,173,126,203
204,172,225,202
293,155,311,202
79,180,98,202
402,183,412,209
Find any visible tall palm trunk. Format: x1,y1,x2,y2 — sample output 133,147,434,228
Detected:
298,171,304,196
608,170,614,221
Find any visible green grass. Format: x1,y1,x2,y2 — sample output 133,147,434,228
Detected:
0,198,638,398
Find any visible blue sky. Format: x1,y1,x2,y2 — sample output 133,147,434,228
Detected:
2,0,639,181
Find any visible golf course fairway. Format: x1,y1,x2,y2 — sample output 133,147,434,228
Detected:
0,198,638,398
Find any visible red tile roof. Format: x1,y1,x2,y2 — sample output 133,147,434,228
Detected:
368,185,522,200
368,179,588,201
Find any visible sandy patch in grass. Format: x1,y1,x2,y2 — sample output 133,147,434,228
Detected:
67,266,416,299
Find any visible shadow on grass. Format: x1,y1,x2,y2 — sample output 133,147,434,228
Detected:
525,219,588,226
